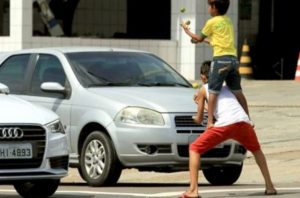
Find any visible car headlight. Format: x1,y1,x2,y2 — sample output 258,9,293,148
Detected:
46,120,65,134
115,107,165,126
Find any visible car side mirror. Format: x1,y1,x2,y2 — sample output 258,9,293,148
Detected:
0,83,10,94
41,82,66,94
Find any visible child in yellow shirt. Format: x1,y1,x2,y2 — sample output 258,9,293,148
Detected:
181,0,250,129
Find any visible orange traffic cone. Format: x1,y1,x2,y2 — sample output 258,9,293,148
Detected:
239,39,253,78
295,52,300,81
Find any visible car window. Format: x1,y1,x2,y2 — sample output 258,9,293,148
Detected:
29,54,66,98
66,52,191,88
0,54,31,94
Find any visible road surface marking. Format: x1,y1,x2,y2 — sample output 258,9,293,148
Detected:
1,187,300,197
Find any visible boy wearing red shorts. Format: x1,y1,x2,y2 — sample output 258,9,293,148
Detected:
180,61,277,198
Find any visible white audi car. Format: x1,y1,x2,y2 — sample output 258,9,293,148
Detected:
0,83,68,198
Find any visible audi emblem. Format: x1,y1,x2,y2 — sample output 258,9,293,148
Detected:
0,127,24,139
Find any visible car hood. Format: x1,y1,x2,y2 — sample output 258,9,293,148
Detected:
0,94,58,124
88,87,197,113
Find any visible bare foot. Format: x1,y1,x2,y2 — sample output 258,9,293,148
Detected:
265,188,277,195
179,191,201,198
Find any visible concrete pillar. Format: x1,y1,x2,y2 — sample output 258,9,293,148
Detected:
171,0,197,81
9,0,32,50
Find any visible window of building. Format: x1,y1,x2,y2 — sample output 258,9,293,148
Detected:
32,0,171,39
239,0,252,20
0,0,9,36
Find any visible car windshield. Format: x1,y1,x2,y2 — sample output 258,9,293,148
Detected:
65,52,192,88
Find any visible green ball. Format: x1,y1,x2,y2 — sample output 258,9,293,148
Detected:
191,38,198,44
185,20,191,25
180,8,186,13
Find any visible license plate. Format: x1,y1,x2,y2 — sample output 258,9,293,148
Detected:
0,143,32,159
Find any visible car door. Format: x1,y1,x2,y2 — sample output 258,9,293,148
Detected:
0,53,73,151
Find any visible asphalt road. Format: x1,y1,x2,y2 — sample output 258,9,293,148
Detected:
1,184,300,197
1,80,300,198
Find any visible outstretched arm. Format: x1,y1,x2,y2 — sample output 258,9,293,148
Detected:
180,22,209,44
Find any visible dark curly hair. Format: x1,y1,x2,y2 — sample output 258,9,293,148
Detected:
208,0,230,15
200,60,211,79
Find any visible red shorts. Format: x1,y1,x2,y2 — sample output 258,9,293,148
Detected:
189,121,260,154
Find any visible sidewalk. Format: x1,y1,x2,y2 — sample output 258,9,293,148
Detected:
241,80,300,107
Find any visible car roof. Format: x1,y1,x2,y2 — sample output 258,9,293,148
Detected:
1,46,151,55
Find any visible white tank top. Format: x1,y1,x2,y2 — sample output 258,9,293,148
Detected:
204,84,250,127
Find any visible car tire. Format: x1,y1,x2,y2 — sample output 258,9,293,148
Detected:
77,166,87,181
79,131,122,186
203,163,243,185
13,179,60,198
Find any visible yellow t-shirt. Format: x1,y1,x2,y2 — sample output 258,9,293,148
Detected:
201,16,237,57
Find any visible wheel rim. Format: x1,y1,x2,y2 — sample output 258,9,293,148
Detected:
84,139,106,179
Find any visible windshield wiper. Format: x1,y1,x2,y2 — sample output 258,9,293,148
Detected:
173,82,191,87
87,71,112,83
137,82,190,87
88,82,131,87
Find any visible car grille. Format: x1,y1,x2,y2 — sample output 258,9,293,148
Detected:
174,113,232,158
0,125,46,169
174,113,207,134
177,145,231,158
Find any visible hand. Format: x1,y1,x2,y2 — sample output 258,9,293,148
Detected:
191,38,198,44
180,21,190,31
207,121,214,129
180,21,200,44
192,115,202,124
204,38,210,44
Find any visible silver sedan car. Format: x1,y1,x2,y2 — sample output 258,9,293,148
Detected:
0,47,246,186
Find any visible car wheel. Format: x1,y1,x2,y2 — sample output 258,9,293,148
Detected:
203,163,243,185
79,131,122,186
77,166,87,181
14,179,60,198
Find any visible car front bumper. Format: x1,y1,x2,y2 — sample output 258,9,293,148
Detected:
0,129,69,182
109,113,247,170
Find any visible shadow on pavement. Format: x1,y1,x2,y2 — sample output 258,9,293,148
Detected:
0,195,93,198
60,182,261,188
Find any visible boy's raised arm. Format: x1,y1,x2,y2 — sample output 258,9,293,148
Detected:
180,22,206,44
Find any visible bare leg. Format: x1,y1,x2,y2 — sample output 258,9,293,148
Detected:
252,149,277,194
183,150,201,197
208,93,217,128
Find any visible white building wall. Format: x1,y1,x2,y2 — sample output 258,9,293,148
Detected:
0,0,238,81
0,0,32,51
